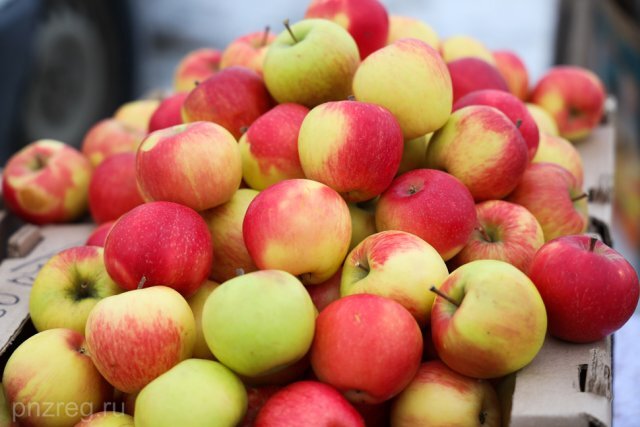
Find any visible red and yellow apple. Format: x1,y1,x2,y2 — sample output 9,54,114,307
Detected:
447,57,509,102
493,50,529,101
173,48,222,92
147,92,188,133
386,15,439,48
113,99,160,134
526,102,559,136
185,280,219,359
220,29,275,75
348,203,377,251
440,35,496,64
305,268,342,312
532,132,584,187
397,133,431,175
81,118,145,167
85,221,114,247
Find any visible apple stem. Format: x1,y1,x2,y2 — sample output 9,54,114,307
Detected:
516,119,523,129
589,237,598,252
476,226,492,243
261,25,271,47
429,286,460,308
137,276,147,290
194,80,200,87
283,19,298,43
571,193,588,202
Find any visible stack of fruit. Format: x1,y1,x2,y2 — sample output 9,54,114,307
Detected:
1,0,639,425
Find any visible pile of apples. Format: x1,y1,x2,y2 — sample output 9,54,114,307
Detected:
2,0,639,426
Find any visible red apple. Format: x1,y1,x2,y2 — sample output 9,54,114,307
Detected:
81,118,145,167
88,152,144,224
529,235,640,343
173,48,222,92
306,268,342,312
182,66,273,139
310,294,423,404
220,29,276,76
447,57,509,103
148,92,188,133
104,201,212,296
86,221,115,247
375,169,476,261
240,386,281,427
493,50,529,101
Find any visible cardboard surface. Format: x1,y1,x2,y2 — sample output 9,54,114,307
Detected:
0,224,94,355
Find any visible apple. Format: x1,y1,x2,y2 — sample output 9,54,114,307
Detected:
113,99,160,133
397,133,432,175
147,92,188,132
239,103,308,190
526,102,559,136
220,28,276,75
529,235,640,343
134,359,247,427
440,35,496,64
174,48,222,92
451,200,545,274
304,0,389,59
348,203,376,251
390,360,501,426
426,105,529,201
29,245,123,334
532,132,584,187
255,381,364,426
298,100,404,202
352,38,452,139
447,57,509,102
263,19,359,107
240,386,281,427
311,294,423,404
74,411,134,426
243,179,351,284
386,15,439,48
104,201,212,296
530,65,606,141
2,139,91,225
453,89,540,160
431,260,547,378
375,169,477,261
86,221,114,247
341,230,449,326
81,118,145,167
305,267,342,312
185,280,219,359
181,66,273,139
238,353,311,387
202,270,316,378
2,329,111,427
506,162,588,241
201,189,259,283
85,286,196,393
0,385,18,427
493,50,529,101
88,152,144,224
136,121,242,211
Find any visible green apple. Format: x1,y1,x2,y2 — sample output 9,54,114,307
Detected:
202,270,316,378
29,246,123,334
186,280,219,359
397,133,432,175
348,203,377,251
263,19,360,107
134,359,247,427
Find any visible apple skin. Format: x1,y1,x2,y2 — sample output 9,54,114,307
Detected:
390,360,501,427
2,139,91,225
397,133,432,175
341,230,449,326
348,203,377,251
182,66,273,139
85,286,196,393
136,121,242,211
2,329,111,427
240,386,281,427
493,50,529,101
426,105,529,201
174,48,222,92
306,267,342,312
353,38,452,139
74,411,134,426
447,57,509,103
450,200,545,274
243,179,351,284
298,100,404,202
255,381,364,427
81,118,145,167
201,189,259,283
532,132,584,187
526,102,559,136
88,152,144,224
134,359,247,427
453,89,540,160
530,66,606,141
239,103,308,190
148,92,188,132
375,169,477,261
304,0,388,59
263,19,359,108
202,270,316,378
506,162,588,241
311,294,423,404
86,221,114,247
440,35,496,65
386,15,439,48
220,29,276,76
185,280,219,359
29,246,123,334
529,235,640,343
104,201,212,296
113,99,160,134
431,260,547,379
